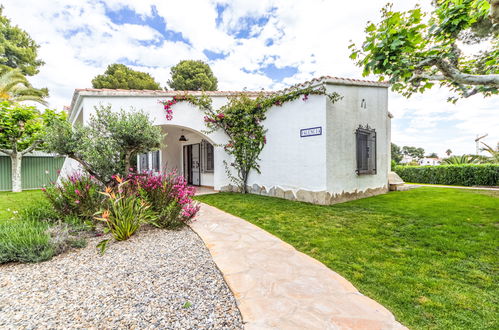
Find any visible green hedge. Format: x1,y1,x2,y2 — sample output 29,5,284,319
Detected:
394,164,499,186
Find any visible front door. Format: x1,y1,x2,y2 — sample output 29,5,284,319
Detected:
183,144,201,186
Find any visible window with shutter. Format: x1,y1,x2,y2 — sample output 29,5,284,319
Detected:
356,125,376,175
139,153,149,172
201,140,214,173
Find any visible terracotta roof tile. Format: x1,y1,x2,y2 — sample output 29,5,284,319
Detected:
69,76,389,118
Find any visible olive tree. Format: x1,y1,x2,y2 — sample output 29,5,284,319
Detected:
44,106,164,185
349,0,498,102
0,101,63,192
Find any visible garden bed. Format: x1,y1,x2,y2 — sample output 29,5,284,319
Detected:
0,225,242,328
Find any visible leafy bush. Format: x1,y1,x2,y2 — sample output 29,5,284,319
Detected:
127,170,200,229
0,219,54,263
394,164,499,186
43,173,104,224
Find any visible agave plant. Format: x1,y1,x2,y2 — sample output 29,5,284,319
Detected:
480,142,499,164
0,68,48,106
442,155,480,165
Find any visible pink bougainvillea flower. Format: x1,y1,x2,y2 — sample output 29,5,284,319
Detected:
75,200,80,204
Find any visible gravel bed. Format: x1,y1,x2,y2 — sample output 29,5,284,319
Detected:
0,226,243,329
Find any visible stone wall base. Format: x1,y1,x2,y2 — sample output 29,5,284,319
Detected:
219,184,389,205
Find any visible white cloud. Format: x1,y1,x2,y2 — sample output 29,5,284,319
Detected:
2,0,497,157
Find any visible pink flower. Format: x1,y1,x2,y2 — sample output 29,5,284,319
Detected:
75,200,80,204
217,113,225,119
41,187,46,192
75,189,81,195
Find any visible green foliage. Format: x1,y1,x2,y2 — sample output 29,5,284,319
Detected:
18,198,59,223
0,6,44,76
349,0,498,101
402,145,425,159
0,101,62,153
391,143,403,163
43,173,104,224
394,164,499,186
427,152,439,158
44,105,163,185
0,101,65,191
0,191,91,264
480,141,499,163
166,86,341,192
95,178,157,252
0,68,48,105
167,60,218,91
0,218,54,263
197,188,499,329
91,63,161,90
442,154,480,164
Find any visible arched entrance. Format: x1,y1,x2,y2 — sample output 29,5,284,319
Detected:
137,124,217,188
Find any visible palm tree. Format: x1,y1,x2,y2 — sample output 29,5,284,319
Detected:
442,155,480,165
445,149,452,156
480,142,499,164
0,68,48,106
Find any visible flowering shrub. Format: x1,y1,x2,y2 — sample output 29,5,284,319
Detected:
43,173,104,223
95,176,157,253
126,170,199,228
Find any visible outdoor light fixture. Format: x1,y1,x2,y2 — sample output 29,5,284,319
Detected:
179,129,188,142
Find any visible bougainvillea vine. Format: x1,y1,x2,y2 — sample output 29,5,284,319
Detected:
159,86,342,193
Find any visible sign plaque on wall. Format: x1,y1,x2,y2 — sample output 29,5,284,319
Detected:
300,126,322,138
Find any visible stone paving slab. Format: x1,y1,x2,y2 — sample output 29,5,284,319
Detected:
190,203,407,330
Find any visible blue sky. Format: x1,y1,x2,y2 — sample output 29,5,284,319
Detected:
3,0,498,156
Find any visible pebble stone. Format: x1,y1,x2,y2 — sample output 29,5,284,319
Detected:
0,226,243,329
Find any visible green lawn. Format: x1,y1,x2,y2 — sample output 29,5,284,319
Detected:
0,190,44,221
196,188,499,329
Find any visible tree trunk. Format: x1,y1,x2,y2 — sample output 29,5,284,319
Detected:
10,153,22,193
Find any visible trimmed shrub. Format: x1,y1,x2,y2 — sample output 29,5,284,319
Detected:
394,164,499,186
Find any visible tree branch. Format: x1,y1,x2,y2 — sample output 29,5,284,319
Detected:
21,140,42,155
0,148,12,155
414,57,499,86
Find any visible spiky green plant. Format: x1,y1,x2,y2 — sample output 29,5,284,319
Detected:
442,155,480,165
480,142,499,164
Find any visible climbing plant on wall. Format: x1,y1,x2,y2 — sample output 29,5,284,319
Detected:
159,86,342,193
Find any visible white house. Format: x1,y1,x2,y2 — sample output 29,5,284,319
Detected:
418,157,442,166
399,154,415,164
62,76,392,205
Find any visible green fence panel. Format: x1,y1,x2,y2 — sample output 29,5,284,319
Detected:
0,157,12,191
0,156,65,191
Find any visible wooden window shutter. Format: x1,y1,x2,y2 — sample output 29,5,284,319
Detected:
356,125,376,175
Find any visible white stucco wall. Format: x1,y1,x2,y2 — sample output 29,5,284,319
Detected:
63,81,390,199
70,94,231,190
247,95,328,191
325,84,389,195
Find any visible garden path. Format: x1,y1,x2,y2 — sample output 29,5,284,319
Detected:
190,203,407,329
